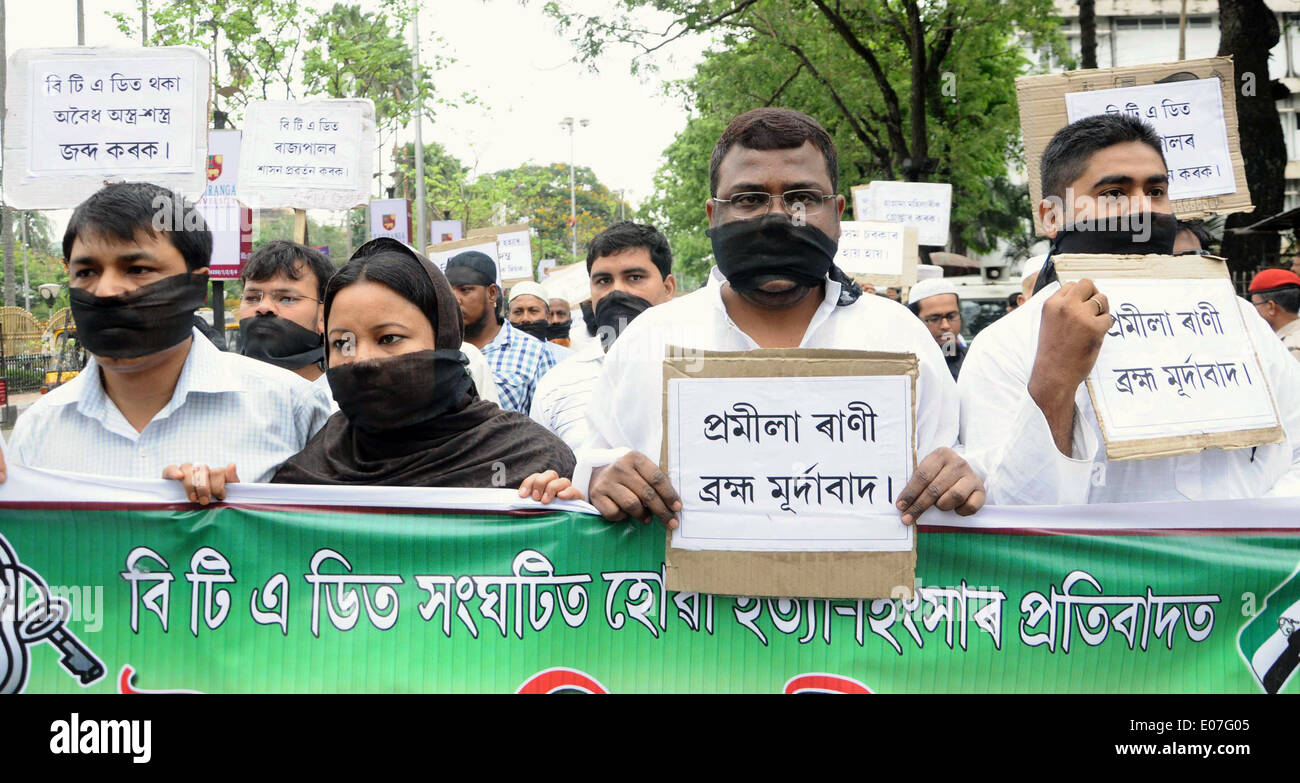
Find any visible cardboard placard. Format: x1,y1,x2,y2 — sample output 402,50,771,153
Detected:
835,221,919,288
468,223,533,284
1017,56,1252,236
1054,253,1284,461
2,46,211,209
858,181,952,246
237,98,375,210
426,236,502,288
661,348,918,600
850,184,870,221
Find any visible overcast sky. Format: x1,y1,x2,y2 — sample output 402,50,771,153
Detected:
3,0,707,222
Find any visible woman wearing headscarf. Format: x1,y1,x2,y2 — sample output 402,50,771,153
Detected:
169,238,578,500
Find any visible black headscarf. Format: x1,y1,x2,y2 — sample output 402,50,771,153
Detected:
272,238,575,487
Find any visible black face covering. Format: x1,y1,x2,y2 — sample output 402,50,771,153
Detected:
239,315,324,370
326,349,473,434
69,272,210,358
546,319,572,341
582,299,598,337
514,318,549,342
1034,212,1180,295
592,290,653,351
707,214,838,292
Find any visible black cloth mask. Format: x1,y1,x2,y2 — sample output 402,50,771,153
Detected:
1034,212,1179,295
707,214,862,307
239,315,323,370
546,319,572,341
69,272,209,358
582,299,598,337
326,349,473,435
514,318,549,342
592,290,653,350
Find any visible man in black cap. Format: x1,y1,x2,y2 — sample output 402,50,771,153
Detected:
447,250,556,413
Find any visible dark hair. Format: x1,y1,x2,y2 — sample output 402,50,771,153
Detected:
1176,219,1215,253
324,249,438,334
243,240,336,299
1007,292,1021,309
1040,114,1166,201
63,182,212,271
709,108,838,197
1258,286,1300,314
585,221,673,279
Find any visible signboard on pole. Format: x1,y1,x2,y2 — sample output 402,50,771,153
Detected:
2,46,210,209
197,129,250,281
860,181,952,247
429,220,463,244
469,223,533,284
237,99,375,210
369,198,411,244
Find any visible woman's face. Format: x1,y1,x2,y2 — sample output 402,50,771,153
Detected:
327,280,437,365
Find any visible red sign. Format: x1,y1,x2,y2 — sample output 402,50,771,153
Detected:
0,379,8,406
206,154,223,181
382,214,396,231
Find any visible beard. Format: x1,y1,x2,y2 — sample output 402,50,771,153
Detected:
463,306,490,340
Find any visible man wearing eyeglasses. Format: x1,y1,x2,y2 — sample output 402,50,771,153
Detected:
907,278,966,380
238,241,336,386
1248,268,1300,361
550,107,985,529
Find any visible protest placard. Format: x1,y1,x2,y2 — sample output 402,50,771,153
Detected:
469,223,534,283
851,184,869,221
859,181,952,246
1054,254,1284,461
197,130,250,280
834,221,919,287
369,198,411,244
426,236,502,287
661,348,918,599
2,46,210,209
237,99,375,210
1017,56,1252,235
430,219,463,244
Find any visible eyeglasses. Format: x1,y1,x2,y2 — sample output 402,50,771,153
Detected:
242,290,320,309
920,311,961,326
711,189,836,217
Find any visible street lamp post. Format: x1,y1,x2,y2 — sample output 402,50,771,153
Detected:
560,116,589,259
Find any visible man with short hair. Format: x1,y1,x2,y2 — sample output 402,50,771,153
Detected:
551,108,984,528
529,221,677,449
509,281,572,363
1249,268,1300,360
3,182,331,490
907,278,965,379
960,114,1300,503
547,297,573,347
449,251,556,413
238,240,335,385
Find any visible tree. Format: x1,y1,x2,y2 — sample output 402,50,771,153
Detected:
1078,0,1097,69
1218,0,1286,276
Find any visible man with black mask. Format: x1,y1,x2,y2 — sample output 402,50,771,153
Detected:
238,241,335,386
508,281,572,364
960,114,1300,503
2,183,331,494
522,109,985,527
547,297,573,347
529,221,677,449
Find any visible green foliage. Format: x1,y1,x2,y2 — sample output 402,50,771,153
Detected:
250,209,365,264
0,242,71,320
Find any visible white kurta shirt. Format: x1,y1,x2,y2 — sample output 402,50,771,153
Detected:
575,267,963,496
958,283,1300,504
529,339,605,450
9,329,332,482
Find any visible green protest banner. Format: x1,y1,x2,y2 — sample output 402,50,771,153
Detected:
2,486,1299,693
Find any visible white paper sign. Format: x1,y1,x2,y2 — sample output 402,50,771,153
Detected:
197,130,247,280
238,99,375,209
1065,78,1234,200
2,46,209,209
430,220,463,244
864,181,952,246
496,229,534,281
1088,278,1277,441
835,221,911,279
668,375,914,553
427,240,502,288
369,198,410,243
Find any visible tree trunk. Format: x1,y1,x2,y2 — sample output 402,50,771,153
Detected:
906,1,927,182
1218,0,1286,278
1079,0,1098,69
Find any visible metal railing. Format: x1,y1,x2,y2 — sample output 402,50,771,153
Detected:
0,353,54,394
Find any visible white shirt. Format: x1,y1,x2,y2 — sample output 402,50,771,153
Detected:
460,341,500,406
575,267,963,495
9,329,332,483
529,339,605,450
311,369,338,412
958,283,1300,504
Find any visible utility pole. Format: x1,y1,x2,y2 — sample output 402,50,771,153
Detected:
412,8,427,252
560,116,588,259
21,216,30,312
77,0,85,45
142,1,149,46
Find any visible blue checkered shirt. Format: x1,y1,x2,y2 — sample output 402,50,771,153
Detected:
8,329,332,482
481,320,557,413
